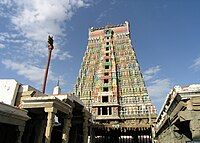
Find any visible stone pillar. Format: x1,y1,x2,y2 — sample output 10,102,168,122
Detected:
190,119,200,140
83,110,89,143
16,125,25,143
44,107,57,143
34,118,47,143
89,124,95,143
151,126,155,143
111,106,113,113
62,115,72,143
133,132,138,143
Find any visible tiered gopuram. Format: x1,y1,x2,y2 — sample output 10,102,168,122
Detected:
75,22,157,141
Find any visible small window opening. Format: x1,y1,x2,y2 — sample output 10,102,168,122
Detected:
109,107,112,115
106,53,109,56
102,107,108,115
106,30,110,34
102,96,108,102
103,87,109,92
104,72,109,76
106,59,109,62
104,79,109,83
106,47,109,51
105,65,109,69
106,42,109,45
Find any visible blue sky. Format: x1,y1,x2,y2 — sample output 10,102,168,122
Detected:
0,0,200,112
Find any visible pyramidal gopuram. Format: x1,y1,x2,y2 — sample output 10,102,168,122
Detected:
75,21,157,130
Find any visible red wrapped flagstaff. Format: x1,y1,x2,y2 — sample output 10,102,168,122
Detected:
42,35,54,94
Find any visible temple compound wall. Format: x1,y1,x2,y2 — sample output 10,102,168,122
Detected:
0,79,91,143
155,84,200,143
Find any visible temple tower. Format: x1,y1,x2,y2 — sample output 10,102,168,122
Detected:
75,22,156,138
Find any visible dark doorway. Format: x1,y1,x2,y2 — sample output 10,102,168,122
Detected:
0,122,17,143
102,107,108,115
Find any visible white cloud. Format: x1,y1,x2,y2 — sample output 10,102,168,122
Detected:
53,48,73,60
143,65,160,81
143,66,170,98
0,0,89,86
95,1,118,23
96,10,108,23
0,0,12,6
0,33,9,41
147,78,171,111
143,65,171,111
0,43,5,48
0,32,26,43
11,0,89,41
0,0,89,61
147,79,170,99
190,57,200,70
11,0,88,60
2,59,58,83
19,41,73,60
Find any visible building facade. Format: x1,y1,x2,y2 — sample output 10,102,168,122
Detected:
75,22,157,142
0,79,91,143
156,84,200,143
0,102,29,143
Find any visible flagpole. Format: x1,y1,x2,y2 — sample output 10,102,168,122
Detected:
42,35,54,94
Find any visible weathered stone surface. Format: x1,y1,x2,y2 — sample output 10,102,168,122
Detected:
156,84,200,143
